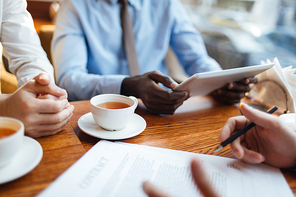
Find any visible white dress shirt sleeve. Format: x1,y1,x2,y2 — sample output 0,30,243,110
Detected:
0,0,55,87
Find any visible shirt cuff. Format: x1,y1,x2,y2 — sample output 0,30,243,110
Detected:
98,75,127,95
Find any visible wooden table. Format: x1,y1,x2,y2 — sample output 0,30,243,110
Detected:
1,96,296,196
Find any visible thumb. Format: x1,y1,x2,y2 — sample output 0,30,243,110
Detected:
33,72,51,86
240,103,278,129
24,79,67,98
149,71,178,89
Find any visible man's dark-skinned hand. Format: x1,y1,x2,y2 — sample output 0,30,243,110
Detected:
211,77,258,104
121,71,190,115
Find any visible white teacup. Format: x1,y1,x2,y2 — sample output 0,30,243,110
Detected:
279,113,296,130
90,94,138,131
0,117,24,168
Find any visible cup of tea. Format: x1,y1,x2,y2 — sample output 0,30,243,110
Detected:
0,117,24,168
90,94,138,131
279,113,296,130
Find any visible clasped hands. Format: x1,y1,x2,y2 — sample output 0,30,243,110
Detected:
0,72,74,138
121,71,258,114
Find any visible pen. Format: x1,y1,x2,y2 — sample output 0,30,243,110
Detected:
213,105,278,153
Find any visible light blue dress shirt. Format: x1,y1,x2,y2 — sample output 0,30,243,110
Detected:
52,0,221,101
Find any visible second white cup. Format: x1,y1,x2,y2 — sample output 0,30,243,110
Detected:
0,117,24,168
279,113,296,130
90,94,138,131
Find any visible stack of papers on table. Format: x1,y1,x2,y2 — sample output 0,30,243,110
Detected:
38,140,293,197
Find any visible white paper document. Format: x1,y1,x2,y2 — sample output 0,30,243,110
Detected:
38,140,293,197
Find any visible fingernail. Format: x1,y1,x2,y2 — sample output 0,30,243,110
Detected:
251,154,263,163
39,75,49,81
245,79,249,84
171,82,178,89
58,88,66,94
40,72,49,79
228,83,233,89
39,75,46,80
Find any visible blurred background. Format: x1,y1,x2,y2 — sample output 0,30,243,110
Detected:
181,0,296,69
2,0,296,93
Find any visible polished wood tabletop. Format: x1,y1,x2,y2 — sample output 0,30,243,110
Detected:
1,96,296,196
69,96,296,196
0,124,86,196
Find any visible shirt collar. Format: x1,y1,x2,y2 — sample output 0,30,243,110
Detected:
105,0,141,11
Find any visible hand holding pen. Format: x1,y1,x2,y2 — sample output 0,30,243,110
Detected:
215,103,296,168
214,105,278,153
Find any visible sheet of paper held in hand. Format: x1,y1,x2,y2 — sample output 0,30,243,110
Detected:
38,140,293,197
174,63,274,96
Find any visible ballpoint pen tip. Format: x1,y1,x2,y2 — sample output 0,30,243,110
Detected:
213,145,223,153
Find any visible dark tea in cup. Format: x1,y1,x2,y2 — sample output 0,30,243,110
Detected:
0,117,24,168
90,94,138,130
96,102,130,109
0,128,17,139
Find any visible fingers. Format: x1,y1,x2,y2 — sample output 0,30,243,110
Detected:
218,116,249,142
148,90,190,105
147,71,188,101
233,76,258,85
142,181,170,197
221,76,258,93
230,143,265,164
219,104,268,165
24,105,74,138
239,103,279,130
32,98,70,113
212,89,244,104
191,158,220,197
38,104,74,124
220,124,252,161
33,72,51,86
142,72,190,114
154,88,189,102
38,94,61,100
121,71,189,114
244,76,258,84
212,76,258,105
226,76,258,93
143,158,220,197
148,82,188,102
143,89,190,114
146,100,184,115
37,83,68,98
27,76,68,98
227,82,250,92
149,71,178,89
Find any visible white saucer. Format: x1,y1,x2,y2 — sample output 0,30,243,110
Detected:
0,136,43,184
78,112,146,140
